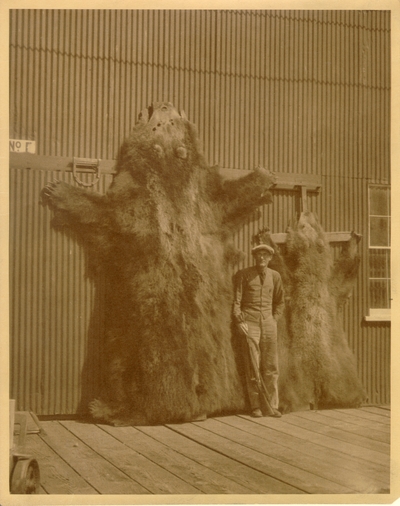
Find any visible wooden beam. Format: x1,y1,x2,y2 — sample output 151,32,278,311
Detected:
10,153,116,174
271,232,353,244
12,155,353,242
217,167,322,191
10,155,323,193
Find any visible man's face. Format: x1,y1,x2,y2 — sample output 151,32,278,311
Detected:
254,250,272,270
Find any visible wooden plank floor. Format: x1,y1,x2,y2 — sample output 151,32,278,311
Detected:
20,406,390,495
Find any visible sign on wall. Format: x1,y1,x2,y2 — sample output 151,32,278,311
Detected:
10,139,36,154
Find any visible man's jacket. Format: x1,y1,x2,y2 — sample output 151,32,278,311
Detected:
232,266,285,324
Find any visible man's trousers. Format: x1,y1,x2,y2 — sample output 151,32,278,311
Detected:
242,316,279,411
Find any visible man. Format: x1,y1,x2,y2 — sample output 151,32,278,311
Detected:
232,241,284,418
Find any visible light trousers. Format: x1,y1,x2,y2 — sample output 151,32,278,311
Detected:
242,316,279,410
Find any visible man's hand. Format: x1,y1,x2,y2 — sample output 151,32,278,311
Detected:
237,322,249,337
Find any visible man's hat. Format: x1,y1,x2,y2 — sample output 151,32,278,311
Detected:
251,229,275,255
251,243,274,255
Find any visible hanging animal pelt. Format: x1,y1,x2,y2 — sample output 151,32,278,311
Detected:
41,102,365,425
41,102,275,425
266,214,366,412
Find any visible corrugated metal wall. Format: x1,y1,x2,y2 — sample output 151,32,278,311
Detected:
10,10,390,413
10,169,113,414
10,10,390,173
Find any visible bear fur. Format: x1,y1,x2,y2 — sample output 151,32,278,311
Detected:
42,102,365,424
41,102,275,425
267,213,366,412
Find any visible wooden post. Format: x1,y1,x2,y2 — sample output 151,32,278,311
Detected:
300,185,308,212
10,399,15,453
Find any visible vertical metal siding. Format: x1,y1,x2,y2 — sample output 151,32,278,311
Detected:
319,174,390,405
10,169,112,414
9,10,390,175
10,10,390,412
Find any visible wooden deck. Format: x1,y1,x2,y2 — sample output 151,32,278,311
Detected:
21,406,390,495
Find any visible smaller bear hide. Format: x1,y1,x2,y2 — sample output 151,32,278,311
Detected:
271,212,366,412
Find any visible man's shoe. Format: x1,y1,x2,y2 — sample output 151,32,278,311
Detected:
251,408,263,418
268,408,282,418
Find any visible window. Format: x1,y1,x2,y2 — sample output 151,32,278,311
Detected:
366,185,391,321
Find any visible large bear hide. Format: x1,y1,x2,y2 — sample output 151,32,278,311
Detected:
41,101,275,425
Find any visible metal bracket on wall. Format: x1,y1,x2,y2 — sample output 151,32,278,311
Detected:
72,157,101,187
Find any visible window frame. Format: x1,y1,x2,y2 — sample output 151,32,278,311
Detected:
365,184,391,321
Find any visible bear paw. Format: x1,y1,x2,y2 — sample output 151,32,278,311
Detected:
40,180,71,209
88,398,115,422
89,398,149,426
253,165,276,185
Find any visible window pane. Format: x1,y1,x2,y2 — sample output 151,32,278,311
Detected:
370,279,391,309
370,217,390,247
370,187,389,216
369,249,390,278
